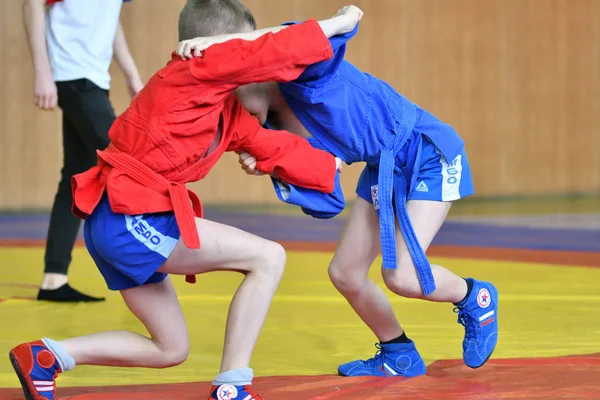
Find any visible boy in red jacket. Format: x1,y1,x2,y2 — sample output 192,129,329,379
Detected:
8,1,362,399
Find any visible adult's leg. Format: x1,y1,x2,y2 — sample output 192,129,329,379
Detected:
39,80,115,302
40,114,100,297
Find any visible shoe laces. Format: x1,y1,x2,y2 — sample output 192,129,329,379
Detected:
362,343,385,365
454,306,480,341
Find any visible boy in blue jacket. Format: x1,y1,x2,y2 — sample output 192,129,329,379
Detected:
179,13,498,377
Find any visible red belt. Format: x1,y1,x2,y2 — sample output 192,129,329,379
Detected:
98,145,201,284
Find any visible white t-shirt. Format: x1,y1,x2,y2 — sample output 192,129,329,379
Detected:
46,0,126,90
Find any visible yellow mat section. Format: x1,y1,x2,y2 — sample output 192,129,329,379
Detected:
1,247,599,388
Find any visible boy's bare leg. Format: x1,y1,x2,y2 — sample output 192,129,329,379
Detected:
329,198,467,343
380,200,498,370
60,276,189,367
159,217,286,373
381,200,467,302
332,197,426,377
333,198,465,377
10,217,283,400
328,197,403,342
41,217,284,373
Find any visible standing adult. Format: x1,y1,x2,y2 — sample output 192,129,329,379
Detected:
23,0,143,302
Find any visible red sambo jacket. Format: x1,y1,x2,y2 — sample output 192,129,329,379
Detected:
71,20,336,282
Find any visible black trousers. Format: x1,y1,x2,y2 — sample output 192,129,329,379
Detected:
44,79,116,274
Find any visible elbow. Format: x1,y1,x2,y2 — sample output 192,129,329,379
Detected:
22,0,41,19
22,0,36,12
112,24,123,50
22,2,31,29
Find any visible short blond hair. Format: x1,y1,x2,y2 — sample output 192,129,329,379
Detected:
178,0,256,41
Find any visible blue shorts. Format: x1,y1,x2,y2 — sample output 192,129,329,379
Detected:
356,136,474,207
83,195,181,291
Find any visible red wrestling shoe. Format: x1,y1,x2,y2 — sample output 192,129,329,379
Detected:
9,340,62,400
208,384,264,400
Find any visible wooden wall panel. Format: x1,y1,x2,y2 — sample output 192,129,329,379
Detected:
1,0,599,209
0,0,63,210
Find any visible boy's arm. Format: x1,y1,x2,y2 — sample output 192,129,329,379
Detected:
113,22,144,99
238,137,345,218
179,6,362,86
271,170,346,219
177,6,361,59
22,0,57,110
184,20,333,87
176,25,289,60
237,137,345,218
228,105,339,194
287,22,360,85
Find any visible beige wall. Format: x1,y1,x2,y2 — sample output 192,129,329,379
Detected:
1,0,599,209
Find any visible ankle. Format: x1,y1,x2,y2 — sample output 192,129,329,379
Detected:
40,273,68,290
42,338,76,372
454,278,473,306
380,332,411,345
213,367,253,386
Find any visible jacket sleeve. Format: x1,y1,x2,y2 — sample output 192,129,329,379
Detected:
271,172,345,219
282,21,359,85
269,136,345,218
188,19,333,87
228,105,337,194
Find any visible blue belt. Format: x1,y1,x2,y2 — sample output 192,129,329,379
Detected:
376,104,436,296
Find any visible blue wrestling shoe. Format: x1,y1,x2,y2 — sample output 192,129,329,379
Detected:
9,340,61,400
208,384,263,400
455,278,499,368
338,340,427,377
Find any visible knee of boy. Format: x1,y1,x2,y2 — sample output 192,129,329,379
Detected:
328,263,366,296
383,267,423,299
161,345,189,368
260,241,286,279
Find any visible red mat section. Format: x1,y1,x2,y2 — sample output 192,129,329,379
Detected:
2,354,599,400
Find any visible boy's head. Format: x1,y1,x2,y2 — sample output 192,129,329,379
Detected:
235,82,287,125
235,83,271,125
178,0,256,41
